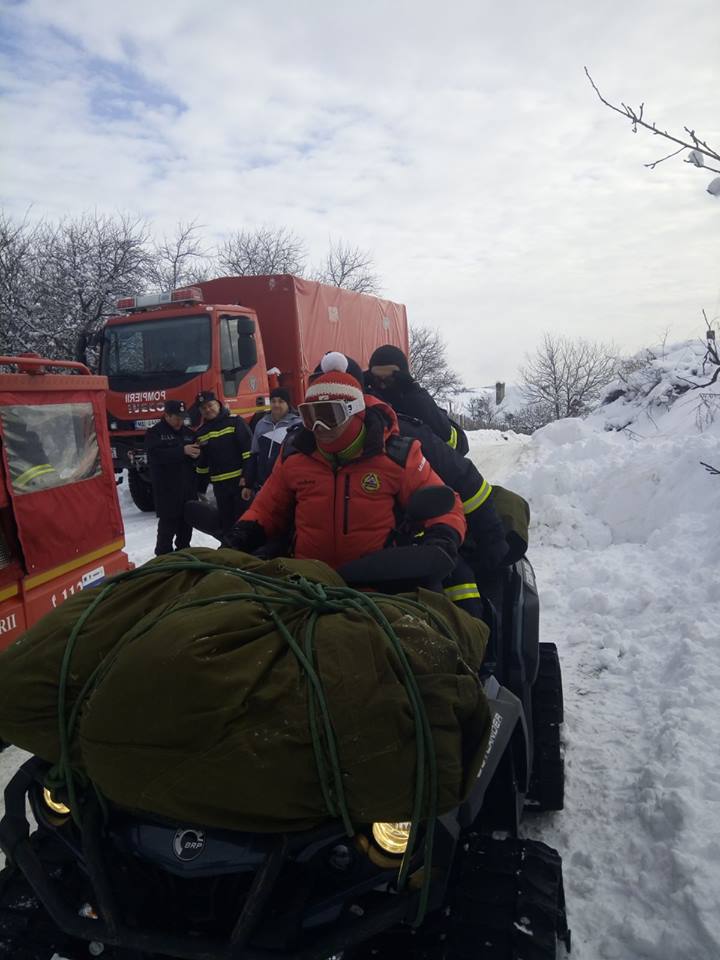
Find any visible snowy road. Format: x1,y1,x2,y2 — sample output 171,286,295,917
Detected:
2,398,719,959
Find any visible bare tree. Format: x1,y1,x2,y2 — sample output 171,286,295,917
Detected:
145,219,211,291
0,210,150,363
520,334,618,421
409,326,465,401
0,211,388,367
464,394,499,430
0,210,42,356
42,212,150,363
218,226,307,276
503,402,557,435
585,68,720,194
313,239,381,294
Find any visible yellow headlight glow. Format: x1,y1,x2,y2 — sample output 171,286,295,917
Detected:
371,821,411,855
42,787,70,816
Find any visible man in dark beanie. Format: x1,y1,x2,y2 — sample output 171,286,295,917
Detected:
145,399,200,555
270,386,291,407
242,386,302,496
366,344,468,455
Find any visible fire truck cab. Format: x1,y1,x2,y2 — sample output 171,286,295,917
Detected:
0,356,132,652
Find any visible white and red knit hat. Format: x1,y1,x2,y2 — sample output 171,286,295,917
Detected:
304,352,365,407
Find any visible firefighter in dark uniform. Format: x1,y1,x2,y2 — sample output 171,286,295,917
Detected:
145,399,200,555
395,413,508,617
194,391,253,537
364,344,469,455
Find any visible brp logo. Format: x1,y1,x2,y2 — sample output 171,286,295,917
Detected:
172,828,206,861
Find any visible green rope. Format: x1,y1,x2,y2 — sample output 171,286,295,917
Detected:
52,555,466,924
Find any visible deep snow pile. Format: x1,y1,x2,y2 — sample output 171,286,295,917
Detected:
468,346,720,957
1,340,719,959
594,336,720,439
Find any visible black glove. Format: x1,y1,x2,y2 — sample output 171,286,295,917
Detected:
466,499,510,576
420,523,461,565
224,520,266,553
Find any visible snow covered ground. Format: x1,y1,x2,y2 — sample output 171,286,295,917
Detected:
1,339,719,958
468,342,720,958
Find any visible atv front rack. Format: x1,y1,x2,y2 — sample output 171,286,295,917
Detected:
0,758,434,960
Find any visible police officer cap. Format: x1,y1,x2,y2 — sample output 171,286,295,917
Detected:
164,399,186,415
197,391,217,405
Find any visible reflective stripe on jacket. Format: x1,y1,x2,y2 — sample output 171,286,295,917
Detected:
195,407,253,487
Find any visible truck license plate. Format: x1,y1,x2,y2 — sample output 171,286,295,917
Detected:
135,419,160,430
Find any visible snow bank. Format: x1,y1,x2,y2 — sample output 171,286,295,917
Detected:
593,338,720,439
467,360,720,957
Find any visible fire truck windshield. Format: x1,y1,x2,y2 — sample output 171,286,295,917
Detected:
101,315,211,386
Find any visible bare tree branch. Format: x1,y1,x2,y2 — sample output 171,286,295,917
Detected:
218,226,307,276
0,210,150,363
145,219,211,290
645,146,686,169
312,238,381,294
585,67,720,175
520,333,618,420
409,326,465,401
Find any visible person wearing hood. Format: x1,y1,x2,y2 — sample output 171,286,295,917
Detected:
241,387,302,498
225,353,465,571
194,391,253,536
365,344,469,456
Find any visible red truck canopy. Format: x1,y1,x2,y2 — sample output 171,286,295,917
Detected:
197,275,408,404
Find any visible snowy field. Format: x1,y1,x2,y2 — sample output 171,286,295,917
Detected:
1,341,719,958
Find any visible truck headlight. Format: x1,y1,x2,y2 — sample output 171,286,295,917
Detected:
42,787,70,816
372,822,411,855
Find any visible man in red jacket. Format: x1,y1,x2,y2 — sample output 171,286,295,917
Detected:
226,353,465,570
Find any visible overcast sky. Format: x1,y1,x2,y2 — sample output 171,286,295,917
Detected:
1,0,718,386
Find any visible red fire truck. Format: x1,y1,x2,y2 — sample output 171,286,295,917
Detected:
98,275,409,510
0,356,132,651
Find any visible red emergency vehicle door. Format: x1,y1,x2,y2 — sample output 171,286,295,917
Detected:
0,388,124,579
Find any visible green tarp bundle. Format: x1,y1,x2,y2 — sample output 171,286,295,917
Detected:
0,549,491,832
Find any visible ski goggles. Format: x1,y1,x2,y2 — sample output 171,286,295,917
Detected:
298,398,364,431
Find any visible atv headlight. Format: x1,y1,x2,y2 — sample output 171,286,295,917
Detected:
372,822,411,855
42,787,70,816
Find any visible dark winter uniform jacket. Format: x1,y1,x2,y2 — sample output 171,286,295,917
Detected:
395,414,508,576
145,419,198,519
195,407,253,492
365,372,469,455
241,397,466,570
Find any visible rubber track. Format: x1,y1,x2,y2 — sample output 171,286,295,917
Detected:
526,643,565,811
345,835,570,959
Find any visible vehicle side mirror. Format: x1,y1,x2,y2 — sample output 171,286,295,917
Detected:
405,485,455,521
236,335,257,370
236,316,255,336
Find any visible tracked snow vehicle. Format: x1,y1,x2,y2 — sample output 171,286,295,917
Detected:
0,491,568,960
